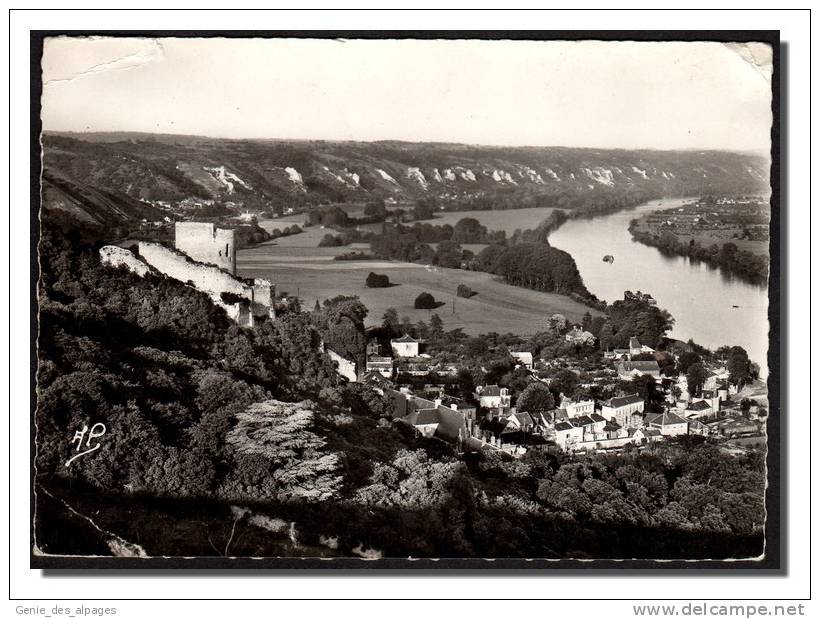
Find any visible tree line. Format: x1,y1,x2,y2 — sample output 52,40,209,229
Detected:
629,225,769,285
368,216,598,304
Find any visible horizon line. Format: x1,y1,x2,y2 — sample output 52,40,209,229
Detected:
41,129,771,157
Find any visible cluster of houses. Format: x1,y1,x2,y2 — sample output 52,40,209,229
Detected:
349,333,764,457
364,334,463,378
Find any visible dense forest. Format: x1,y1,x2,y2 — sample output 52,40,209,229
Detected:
34,225,765,559
471,243,593,301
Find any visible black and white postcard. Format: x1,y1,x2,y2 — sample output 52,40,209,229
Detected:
30,32,779,569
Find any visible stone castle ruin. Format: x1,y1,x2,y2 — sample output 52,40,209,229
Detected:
100,222,274,327
100,222,354,382
174,221,236,275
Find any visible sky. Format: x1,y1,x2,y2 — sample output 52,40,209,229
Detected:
40,37,773,152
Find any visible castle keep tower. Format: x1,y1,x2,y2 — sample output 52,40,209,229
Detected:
174,221,236,275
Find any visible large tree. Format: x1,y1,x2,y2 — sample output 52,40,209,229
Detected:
429,313,444,338
604,291,675,348
551,369,580,400
726,346,753,387
686,362,709,397
317,295,368,365
225,400,342,502
677,351,702,375
382,307,399,333
412,199,436,221
517,382,555,415
631,374,664,413
414,292,438,309
433,240,464,269
452,217,488,243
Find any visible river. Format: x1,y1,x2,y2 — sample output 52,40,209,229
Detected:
548,198,770,376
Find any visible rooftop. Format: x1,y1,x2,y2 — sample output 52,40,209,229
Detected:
438,394,473,409
645,411,689,426
412,409,440,426
687,400,713,411
359,371,391,385
605,393,644,408
618,360,660,372
480,385,506,397
513,412,534,426
392,334,420,343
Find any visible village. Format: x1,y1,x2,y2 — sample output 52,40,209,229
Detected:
354,329,767,456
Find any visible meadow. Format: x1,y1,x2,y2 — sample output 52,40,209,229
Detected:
258,205,561,236
237,222,598,335
415,207,560,235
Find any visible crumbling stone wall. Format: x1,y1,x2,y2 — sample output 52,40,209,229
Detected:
175,221,236,275
100,239,275,328
326,348,358,382
136,242,275,325
99,245,152,277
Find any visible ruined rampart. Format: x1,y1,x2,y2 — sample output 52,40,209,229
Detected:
175,221,236,275
99,242,274,327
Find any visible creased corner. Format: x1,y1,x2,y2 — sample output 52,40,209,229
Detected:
722,42,774,84
43,37,165,88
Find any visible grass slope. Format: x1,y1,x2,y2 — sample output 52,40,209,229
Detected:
238,227,599,335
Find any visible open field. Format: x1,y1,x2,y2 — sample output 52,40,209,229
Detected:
238,232,599,335
242,206,600,336
258,214,310,232
418,207,560,235
630,199,770,258
666,233,768,256
250,225,367,255
259,205,562,237
258,204,408,233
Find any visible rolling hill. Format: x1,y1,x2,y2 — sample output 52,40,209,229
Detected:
40,132,771,228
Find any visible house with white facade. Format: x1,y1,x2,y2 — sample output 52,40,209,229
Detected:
617,360,661,380
704,368,730,391
476,385,512,410
435,394,477,420
560,396,595,418
645,411,689,436
554,421,584,451
629,336,655,357
390,334,421,358
600,393,645,427
685,399,715,420
630,427,662,444
510,351,534,370
365,356,394,378
408,409,440,438
691,392,721,416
